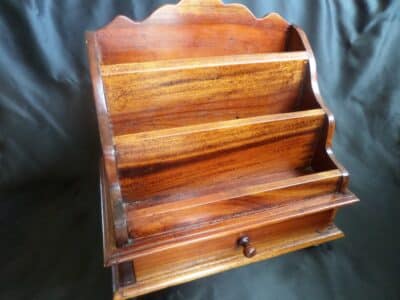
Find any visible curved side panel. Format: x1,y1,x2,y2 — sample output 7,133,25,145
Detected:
86,33,130,249
288,26,349,191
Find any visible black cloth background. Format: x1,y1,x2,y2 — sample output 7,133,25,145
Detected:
1,1,399,299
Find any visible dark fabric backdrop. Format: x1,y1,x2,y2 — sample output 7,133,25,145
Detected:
1,1,399,299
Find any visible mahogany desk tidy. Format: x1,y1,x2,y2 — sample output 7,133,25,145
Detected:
86,1,359,298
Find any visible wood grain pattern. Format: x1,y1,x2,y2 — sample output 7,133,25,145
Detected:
116,110,325,202
109,191,357,264
129,170,339,217
129,170,342,237
96,0,290,65
114,212,343,298
133,210,334,281
115,109,323,169
102,52,309,135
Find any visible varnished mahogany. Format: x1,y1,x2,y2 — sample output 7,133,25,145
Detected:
86,1,358,299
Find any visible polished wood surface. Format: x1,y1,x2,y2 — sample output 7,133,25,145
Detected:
87,33,129,247
128,170,342,237
114,212,344,299
86,1,359,299
132,210,335,282
101,158,357,264
116,110,324,202
96,0,290,65
102,52,309,135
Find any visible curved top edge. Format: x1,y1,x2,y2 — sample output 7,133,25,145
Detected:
291,26,350,183
95,0,289,31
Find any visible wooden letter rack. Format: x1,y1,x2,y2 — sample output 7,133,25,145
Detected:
86,1,359,299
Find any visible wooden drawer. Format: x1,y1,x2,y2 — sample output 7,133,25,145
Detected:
113,210,343,299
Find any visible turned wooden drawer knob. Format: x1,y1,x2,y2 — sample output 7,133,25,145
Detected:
238,236,256,258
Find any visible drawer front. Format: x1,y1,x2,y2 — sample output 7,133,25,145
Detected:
133,210,336,282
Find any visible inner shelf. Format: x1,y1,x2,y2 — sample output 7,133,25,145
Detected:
121,189,357,260
127,169,346,238
101,51,317,135
114,109,326,204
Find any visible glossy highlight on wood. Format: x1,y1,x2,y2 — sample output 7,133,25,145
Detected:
102,52,310,135
86,1,359,299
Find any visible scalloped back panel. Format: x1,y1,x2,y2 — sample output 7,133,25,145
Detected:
95,0,290,64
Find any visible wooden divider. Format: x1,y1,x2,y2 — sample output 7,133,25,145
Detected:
101,52,310,135
129,170,342,237
115,109,325,202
